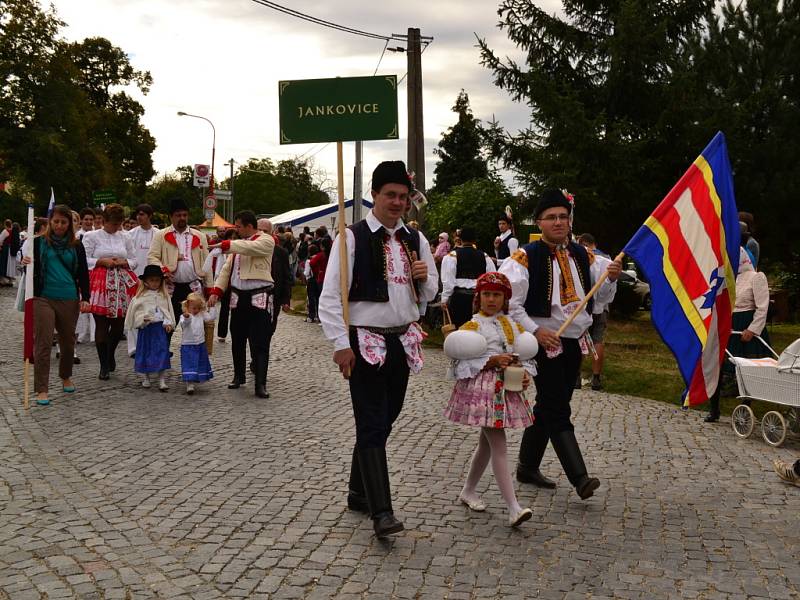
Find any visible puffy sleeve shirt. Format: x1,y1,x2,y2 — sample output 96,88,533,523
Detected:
82,229,137,271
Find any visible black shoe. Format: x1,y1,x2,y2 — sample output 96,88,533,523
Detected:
372,512,404,537
516,468,557,489
347,493,369,513
591,375,602,391
253,353,269,398
576,476,601,500
96,342,110,380
73,356,81,365
228,376,245,389
255,384,270,399
704,413,720,423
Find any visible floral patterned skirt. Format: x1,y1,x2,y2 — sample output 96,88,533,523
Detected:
444,369,535,429
89,267,138,318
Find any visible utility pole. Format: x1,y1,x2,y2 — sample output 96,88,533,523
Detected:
227,158,235,223
353,141,363,223
406,27,425,206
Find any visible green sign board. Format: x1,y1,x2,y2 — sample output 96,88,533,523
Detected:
92,189,116,206
279,75,398,144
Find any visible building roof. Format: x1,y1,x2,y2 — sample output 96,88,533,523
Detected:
270,198,373,227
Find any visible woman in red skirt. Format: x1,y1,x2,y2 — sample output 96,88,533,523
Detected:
81,204,138,380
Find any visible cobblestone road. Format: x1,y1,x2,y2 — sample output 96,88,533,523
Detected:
1,287,798,599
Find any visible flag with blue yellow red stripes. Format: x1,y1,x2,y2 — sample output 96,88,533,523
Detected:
623,132,740,406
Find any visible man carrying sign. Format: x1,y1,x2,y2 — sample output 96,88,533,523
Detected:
500,189,621,500
319,161,438,537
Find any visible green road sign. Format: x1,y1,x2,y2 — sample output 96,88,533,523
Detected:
92,189,116,206
279,75,398,144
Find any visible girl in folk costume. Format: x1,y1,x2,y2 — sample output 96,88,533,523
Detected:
179,293,215,395
443,272,539,527
124,265,175,391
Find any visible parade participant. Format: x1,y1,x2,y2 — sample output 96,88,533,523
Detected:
147,198,212,341
77,208,95,239
577,233,617,391
433,232,451,265
319,160,438,537
93,211,104,230
705,248,771,422
179,292,215,395
494,214,518,265
20,205,90,406
129,204,158,277
0,219,14,286
207,210,275,398
738,211,760,268
304,244,320,322
443,272,537,526
82,204,138,380
500,189,620,499
255,219,292,397
124,264,174,391
440,227,495,328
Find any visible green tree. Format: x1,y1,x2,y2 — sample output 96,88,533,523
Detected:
424,177,512,252
477,0,712,249
432,90,489,194
0,0,155,213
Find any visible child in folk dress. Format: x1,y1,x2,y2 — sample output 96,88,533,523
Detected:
179,293,215,395
123,265,175,391
443,272,539,527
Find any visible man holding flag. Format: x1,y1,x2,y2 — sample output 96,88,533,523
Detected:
501,190,621,500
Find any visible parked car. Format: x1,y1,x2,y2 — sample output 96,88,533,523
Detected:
614,269,651,313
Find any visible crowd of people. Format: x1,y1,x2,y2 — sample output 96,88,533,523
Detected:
4,160,794,542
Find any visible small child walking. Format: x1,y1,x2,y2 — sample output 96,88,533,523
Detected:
443,272,538,527
123,265,175,391
179,292,214,395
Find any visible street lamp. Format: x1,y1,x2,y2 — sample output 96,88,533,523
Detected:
176,111,216,195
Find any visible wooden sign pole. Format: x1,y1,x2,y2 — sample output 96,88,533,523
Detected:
336,141,349,327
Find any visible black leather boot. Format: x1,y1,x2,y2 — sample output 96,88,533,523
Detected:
358,447,404,537
550,430,600,500
96,342,110,380
347,446,368,513
517,421,556,488
107,335,119,372
253,353,269,398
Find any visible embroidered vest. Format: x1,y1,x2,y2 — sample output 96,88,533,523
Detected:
347,219,421,303
454,247,487,280
521,241,593,317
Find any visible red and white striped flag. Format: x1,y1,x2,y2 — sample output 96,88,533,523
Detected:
22,203,35,362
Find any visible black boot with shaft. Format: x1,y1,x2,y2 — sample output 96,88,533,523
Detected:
550,430,600,499
253,352,269,398
358,447,403,537
347,446,368,513
96,342,110,380
517,420,556,488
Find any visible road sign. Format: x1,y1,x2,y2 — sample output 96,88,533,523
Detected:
204,195,217,209
193,164,210,187
278,75,399,144
92,189,116,206
204,208,215,221
214,190,231,200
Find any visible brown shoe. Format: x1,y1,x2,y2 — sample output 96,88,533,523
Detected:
773,459,800,486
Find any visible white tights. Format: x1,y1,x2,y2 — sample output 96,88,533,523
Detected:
461,428,522,515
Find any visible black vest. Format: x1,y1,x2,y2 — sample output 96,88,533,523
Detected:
454,246,487,280
497,233,515,260
522,240,593,317
347,219,421,303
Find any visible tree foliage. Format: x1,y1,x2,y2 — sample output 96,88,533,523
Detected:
432,90,489,194
424,177,512,252
478,0,800,275
0,0,155,215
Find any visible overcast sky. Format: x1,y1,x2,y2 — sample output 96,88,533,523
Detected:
51,0,561,199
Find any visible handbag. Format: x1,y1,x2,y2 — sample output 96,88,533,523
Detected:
441,304,456,339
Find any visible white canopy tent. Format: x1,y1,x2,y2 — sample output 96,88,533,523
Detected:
268,198,373,231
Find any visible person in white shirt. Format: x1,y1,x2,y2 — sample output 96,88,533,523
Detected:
500,189,620,500
577,233,617,391
75,207,97,345
128,204,158,277
440,226,495,328
493,214,518,265
319,160,438,538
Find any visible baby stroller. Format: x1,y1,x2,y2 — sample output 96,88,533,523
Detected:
729,332,800,447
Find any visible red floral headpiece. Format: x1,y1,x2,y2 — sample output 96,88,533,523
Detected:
473,271,512,313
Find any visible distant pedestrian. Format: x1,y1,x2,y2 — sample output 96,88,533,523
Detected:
493,214,518,266
124,265,174,391
440,227,494,328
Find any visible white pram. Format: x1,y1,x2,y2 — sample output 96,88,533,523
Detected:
729,332,800,447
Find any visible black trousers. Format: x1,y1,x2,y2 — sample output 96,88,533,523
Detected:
170,282,194,324
348,329,410,449
217,288,231,339
448,288,475,329
229,288,272,380
531,338,583,434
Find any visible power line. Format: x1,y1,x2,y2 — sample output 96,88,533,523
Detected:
251,0,401,42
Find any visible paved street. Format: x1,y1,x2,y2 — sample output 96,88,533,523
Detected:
1,286,798,600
